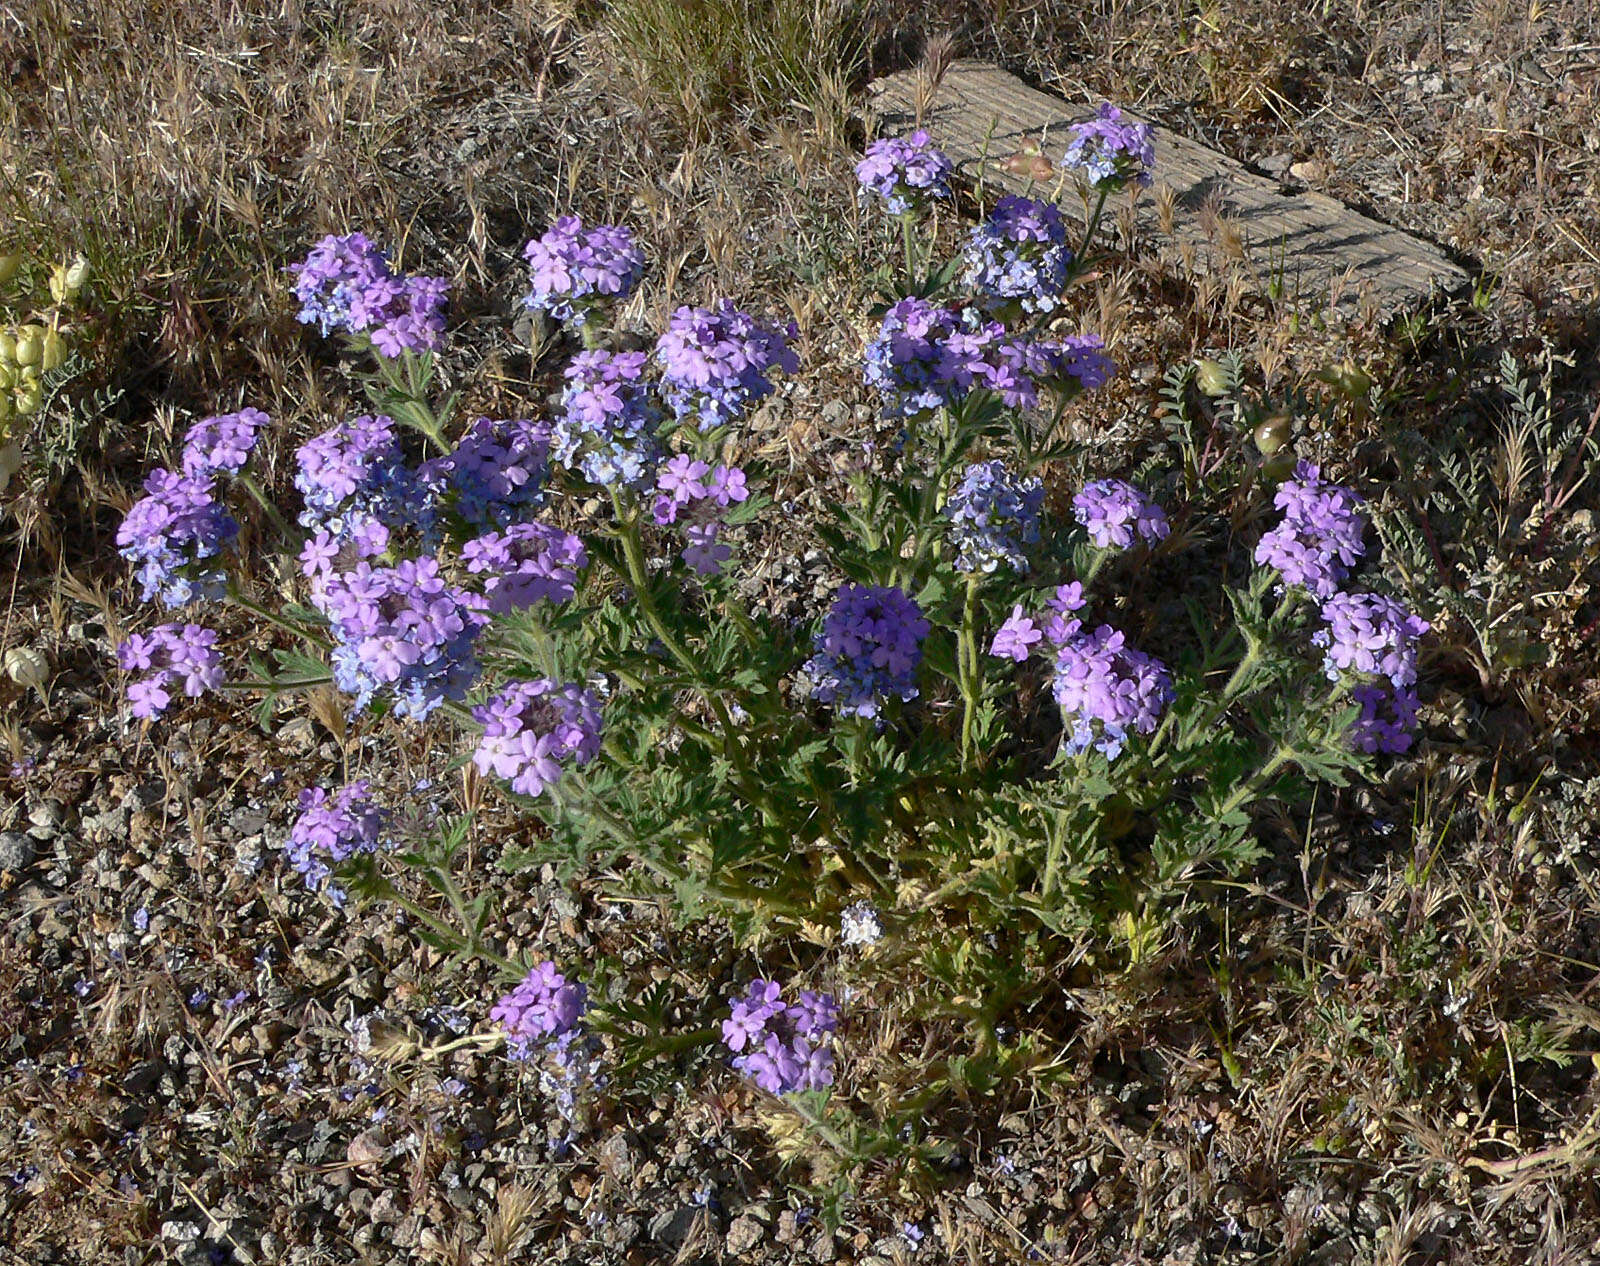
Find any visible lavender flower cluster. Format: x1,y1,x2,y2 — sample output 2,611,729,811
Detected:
1061,103,1155,192
963,195,1073,315
1253,461,1368,598
285,781,390,904
291,233,450,357
855,129,954,216
1073,479,1170,550
115,623,224,719
418,416,552,528
721,979,839,1096
182,407,269,479
803,584,930,719
471,679,604,799
651,456,749,576
655,301,799,431
312,558,486,719
1314,591,1429,754
491,961,602,1125
116,469,240,607
551,350,660,489
944,460,1044,574
522,217,644,329
295,414,435,571
461,522,588,614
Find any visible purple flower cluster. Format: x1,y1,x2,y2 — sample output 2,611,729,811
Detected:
181,407,269,479
1253,461,1368,598
803,584,930,719
290,233,449,357
1072,479,1170,550
295,414,435,568
1052,624,1174,759
313,557,485,718
552,349,661,488
522,217,644,329
461,522,588,614
963,195,1073,314
491,961,588,1059
944,460,1044,574
115,623,224,719
1061,103,1155,192
864,299,1102,418
1036,334,1116,395
655,302,799,431
651,456,749,577
116,470,240,607
471,679,603,798
721,980,839,1096
1313,591,1429,753
285,781,389,904
419,417,551,528
855,130,954,216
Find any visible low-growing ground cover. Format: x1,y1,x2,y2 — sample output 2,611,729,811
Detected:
2,3,1599,1264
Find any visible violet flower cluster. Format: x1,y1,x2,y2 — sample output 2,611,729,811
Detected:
855,130,954,216
285,781,390,905
115,623,224,719
290,233,449,357
312,557,486,719
655,301,799,431
522,217,644,329
1253,461,1368,598
419,416,551,528
803,584,930,719
721,980,839,1096
944,460,1044,574
1061,103,1155,192
551,349,661,489
116,469,240,607
471,679,603,799
492,961,588,1060
181,407,269,479
1313,591,1429,754
963,195,1073,314
295,414,435,573
864,298,1095,419
461,522,588,614
1072,479,1170,550
651,456,749,576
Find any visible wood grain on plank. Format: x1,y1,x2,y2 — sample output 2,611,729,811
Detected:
867,61,1473,317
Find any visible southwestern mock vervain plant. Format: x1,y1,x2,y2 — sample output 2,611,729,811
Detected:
109,135,1430,1192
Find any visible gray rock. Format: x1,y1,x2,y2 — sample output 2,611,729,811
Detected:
726,1214,764,1255
0,831,35,871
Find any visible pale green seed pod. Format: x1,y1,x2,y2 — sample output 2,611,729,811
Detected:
0,363,15,391
63,254,90,295
40,329,65,372
0,391,10,425
13,327,42,367
0,255,19,286
1253,412,1292,456
4,647,49,691
0,330,14,365
14,382,42,415
1195,358,1230,397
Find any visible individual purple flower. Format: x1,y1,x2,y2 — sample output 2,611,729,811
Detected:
471,679,603,799
460,522,588,614
655,301,799,431
1253,461,1368,598
1061,103,1155,192
855,130,954,216
116,470,240,607
1052,623,1173,759
115,623,224,719
706,465,748,508
284,781,390,904
803,584,930,719
522,217,644,329
990,606,1043,661
1031,333,1116,394
294,413,435,548
656,453,711,505
722,979,839,1096
1313,591,1429,690
492,961,589,1059
313,557,486,719
290,233,449,356
1073,479,1169,550
963,195,1073,315
552,349,661,488
945,460,1045,574
417,417,552,528
682,522,731,576
181,407,269,478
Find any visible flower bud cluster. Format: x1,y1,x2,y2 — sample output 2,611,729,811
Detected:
655,301,799,431
291,233,449,357
552,349,661,489
115,623,225,719
522,217,644,330
1253,461,1368,598
963,195,1074,315
855,129,954,216
471,679,604,799
721,979,840,1096
1061,103,1155,192
1313,591,1430,754
492,961,604,1124
116,469,241,607
944,460,1044,574
651,456,749,577
285,781,391,905
418,416,552,529
294,414,436,570
1072,479,1170,550
460,522,588,614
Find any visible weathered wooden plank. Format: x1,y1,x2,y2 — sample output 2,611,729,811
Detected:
866,61,1473,318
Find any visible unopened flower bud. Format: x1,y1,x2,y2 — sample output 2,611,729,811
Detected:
1253,412,1292,455
13,327,42,367
0,254,19,286
4,646,49,690
40,329,65,372
1194,358,1230,396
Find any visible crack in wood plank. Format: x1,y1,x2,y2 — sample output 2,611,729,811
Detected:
866,61,1474,318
